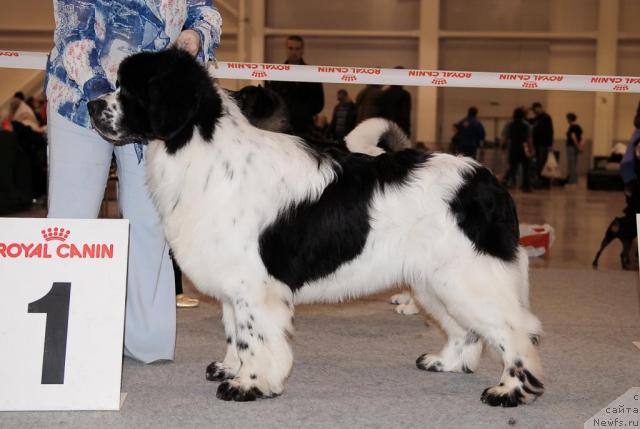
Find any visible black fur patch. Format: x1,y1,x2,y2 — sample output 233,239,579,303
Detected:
230,85,292,134
377,136,393,152
481,387,524,407
259,149,431,291
115,49,222,154
449,166,520,262
465,330,480,345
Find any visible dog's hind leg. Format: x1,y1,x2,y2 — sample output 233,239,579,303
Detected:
216,278,294,401
413,284,483,374
428,260,544,407
592,219,620,268
479,323,544,407
206,302,241,381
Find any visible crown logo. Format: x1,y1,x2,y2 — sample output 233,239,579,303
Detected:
613,84,629,92
41,227,71,242
522,81,538,89
431,78,448,86
341,74,357,82
251,70,267,78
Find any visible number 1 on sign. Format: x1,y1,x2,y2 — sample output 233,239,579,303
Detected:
27,282,71,384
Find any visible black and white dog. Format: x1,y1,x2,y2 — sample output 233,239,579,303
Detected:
88,49,544,406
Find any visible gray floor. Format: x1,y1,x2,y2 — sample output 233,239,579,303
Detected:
3,268,640,429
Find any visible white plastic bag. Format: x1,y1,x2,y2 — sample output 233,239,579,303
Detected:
541,152,562,179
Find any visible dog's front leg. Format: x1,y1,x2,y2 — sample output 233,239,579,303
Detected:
216,278,294,401
206,302,241,381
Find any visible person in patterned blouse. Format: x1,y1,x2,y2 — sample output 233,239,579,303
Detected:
45,0,222,364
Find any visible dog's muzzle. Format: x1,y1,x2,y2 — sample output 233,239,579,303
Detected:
87,98,107,118
88,96,123,143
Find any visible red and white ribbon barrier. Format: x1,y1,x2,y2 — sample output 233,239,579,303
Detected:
2,49,640,93
0,50,48,70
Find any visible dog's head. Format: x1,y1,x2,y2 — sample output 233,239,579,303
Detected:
88,48,221,153
231,85,291,133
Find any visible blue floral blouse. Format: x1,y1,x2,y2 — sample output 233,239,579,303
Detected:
46,0,222,133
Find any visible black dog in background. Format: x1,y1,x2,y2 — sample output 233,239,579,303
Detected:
592,183,639,270
230,85,293,134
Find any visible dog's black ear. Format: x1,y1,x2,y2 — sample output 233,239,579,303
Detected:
147,70,199,140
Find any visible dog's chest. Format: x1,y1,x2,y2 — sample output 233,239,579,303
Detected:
143,138,292,289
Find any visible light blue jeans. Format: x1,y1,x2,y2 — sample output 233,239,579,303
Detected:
47,110,176,363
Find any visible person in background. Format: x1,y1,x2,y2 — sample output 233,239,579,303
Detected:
170,250,199,308
26,96,46,126
314,114,329,137
327,89,357,141
45,0,221,363
502,107,533,193
266,35,324,137
449,123,461,154
8,96,45,133
621,102,640,213
376,66,411,137
531,102,554,189
355,83,383,124
565,112,584,186
453,106,485,159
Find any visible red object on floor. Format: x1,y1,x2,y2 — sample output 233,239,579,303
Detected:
520,227,551,254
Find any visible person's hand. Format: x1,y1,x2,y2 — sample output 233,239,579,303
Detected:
176,29,200,57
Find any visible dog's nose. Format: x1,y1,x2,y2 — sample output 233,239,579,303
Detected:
87,99,107,117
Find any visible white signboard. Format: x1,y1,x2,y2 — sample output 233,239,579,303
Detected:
0,218,129,410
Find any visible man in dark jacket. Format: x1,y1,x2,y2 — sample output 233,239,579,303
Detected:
531,102,554,188
266,35,324,137
454,106,486,159
355,84,383,123
376,67,412,137
328,89,357,141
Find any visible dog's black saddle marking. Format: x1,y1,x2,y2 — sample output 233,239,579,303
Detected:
449,166,520,262
259,148,431,291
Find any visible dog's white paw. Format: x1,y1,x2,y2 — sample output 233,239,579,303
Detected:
416,353,447,372
389,292,413,305
395,302,420,315
415,352,475,373
206,361,236,382
216,375,282,402
216,379,266,402
481,364,544,407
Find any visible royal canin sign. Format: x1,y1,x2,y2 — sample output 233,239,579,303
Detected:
0,227,114,259
408,71,473,79
318,66,381,83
